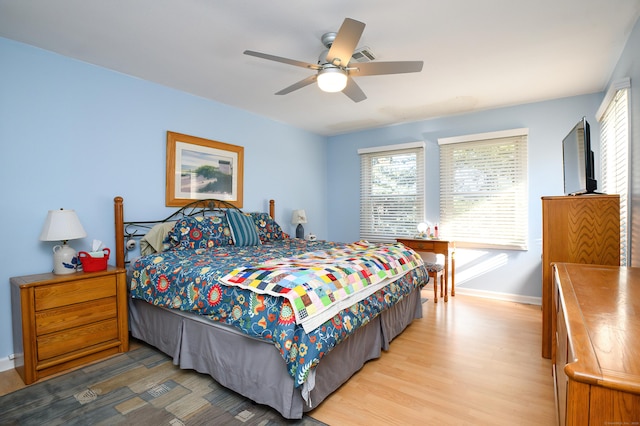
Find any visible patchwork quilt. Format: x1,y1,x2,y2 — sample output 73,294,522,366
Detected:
220,241,424,332
129,239,428,387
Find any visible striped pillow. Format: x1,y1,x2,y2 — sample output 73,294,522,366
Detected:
227,210,261,246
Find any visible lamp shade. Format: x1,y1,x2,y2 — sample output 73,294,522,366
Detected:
317,67,348,93
291,209,307,225
417,222,429,234
40,209,87,242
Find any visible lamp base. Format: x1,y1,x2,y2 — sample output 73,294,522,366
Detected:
52,243,79,274
296,224,304,239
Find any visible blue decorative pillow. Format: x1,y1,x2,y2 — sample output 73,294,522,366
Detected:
227,210,261,246
168,215,233,249
249,212,289,243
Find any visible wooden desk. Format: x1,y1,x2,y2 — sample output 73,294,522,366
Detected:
553,263,640,424
396,238,455,298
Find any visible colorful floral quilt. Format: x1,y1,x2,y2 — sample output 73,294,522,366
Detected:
129,239,428,387
220,241,423,332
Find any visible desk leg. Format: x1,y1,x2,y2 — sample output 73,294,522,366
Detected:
444,270,448,302
441,253,447,302
433,272,438,303
443,254,448,299
451,248,455,296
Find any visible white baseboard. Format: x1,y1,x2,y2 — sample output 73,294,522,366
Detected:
423,282,541,305
0,356,15,373
453,286,541,305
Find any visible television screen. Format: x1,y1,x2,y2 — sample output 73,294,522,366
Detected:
562,118,597,195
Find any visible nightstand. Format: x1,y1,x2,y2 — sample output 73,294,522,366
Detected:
10,266,129,384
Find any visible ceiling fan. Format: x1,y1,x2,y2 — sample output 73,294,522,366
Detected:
244,18,424,102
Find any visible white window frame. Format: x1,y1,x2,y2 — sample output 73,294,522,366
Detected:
438,129,529,250
597,77,630,266
358,142,425,242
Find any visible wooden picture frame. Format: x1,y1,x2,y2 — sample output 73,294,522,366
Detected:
166,131,244,208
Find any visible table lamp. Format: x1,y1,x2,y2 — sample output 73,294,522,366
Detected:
40,208,87,274
291,209,307,239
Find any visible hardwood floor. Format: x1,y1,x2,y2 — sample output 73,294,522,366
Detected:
309,290,556,425
0,291,556,425
0,365,24,396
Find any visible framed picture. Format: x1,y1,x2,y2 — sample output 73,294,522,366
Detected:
166,131,244,208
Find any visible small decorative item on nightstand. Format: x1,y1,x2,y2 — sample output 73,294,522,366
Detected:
291,209,307,239
78,248,111,272
39,208,87,274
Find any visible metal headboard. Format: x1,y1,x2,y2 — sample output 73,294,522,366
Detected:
114,196,275,267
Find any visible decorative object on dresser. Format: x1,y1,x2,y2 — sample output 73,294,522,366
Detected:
10,267,129,385
291,209,307,239
396,237,455,302
39,208,87,274
552,263,640,425
540,194,620,359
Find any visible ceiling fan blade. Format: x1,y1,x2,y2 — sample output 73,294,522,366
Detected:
342,77,367,103
244,50,321,70
326,18,365,67
275,74,318,95
350,61,424,77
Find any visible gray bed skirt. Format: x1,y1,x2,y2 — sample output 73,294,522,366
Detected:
128,287,423,419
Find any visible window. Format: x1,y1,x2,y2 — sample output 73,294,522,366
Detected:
438,129,528,250
597,78,630,265
359,142,425,242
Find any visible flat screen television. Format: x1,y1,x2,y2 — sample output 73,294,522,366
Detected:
562,117,597,195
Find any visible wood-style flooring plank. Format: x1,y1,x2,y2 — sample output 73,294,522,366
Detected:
0,293,555,425
309,291,555,426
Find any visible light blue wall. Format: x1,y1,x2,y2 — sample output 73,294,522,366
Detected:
2,16,638,363
326,95,604,299
605,17,640,266
0,37,328,361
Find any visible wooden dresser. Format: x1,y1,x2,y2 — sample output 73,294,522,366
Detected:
553,263,640,425
10,266,129,384
541,194,620,359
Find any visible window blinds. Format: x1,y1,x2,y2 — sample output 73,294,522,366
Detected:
599,85,629,265
359,143,425,242
439,130,528,250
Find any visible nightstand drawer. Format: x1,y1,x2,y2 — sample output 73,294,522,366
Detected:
34,275,117,311
37,318,119,361
35,296,117,335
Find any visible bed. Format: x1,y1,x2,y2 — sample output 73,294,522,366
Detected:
114,196,428,419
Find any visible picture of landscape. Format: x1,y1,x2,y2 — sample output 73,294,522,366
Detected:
179,148,233,197
166,131,243,207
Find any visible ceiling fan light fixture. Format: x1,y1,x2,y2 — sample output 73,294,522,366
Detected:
317,67,347,92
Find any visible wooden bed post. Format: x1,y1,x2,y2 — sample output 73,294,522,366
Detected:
269,199,275,220
114,196,124,269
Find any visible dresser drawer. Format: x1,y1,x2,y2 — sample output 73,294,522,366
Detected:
37,318,119,361
35,296,117,335
34,275,117,311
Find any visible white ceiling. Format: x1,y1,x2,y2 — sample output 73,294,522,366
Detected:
1,1,639,136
